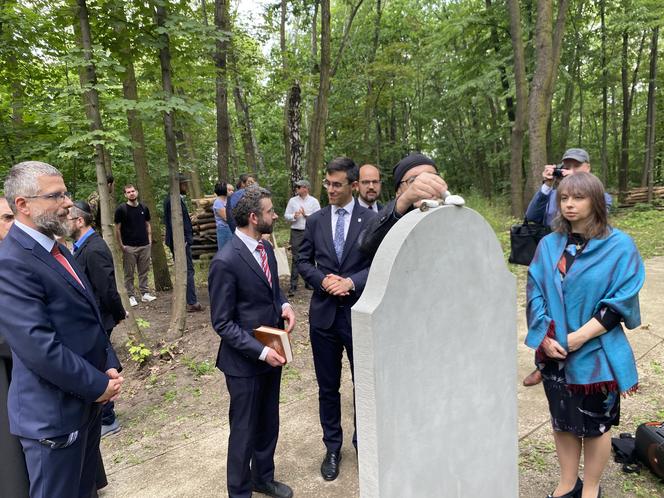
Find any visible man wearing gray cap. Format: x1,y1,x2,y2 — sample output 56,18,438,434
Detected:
525,148,612,229
284,179,321,296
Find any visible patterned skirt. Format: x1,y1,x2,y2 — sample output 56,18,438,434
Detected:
541,360,620,438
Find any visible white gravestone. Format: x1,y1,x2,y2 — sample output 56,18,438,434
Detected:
352,205,518,497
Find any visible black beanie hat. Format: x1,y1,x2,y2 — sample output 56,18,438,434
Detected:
392,153,437,192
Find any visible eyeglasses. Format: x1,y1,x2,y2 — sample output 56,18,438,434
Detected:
398,176,419,187
359,180,381,187
24,191,72,202
323,180,351,190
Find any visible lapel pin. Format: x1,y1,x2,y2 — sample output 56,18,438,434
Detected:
358,218,361,222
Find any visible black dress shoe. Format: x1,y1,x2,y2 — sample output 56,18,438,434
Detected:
321,450,341,481
546,477,583,498
253,480,293,498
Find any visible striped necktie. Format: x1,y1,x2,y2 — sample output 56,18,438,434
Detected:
334,208,347,260
256,241,272,287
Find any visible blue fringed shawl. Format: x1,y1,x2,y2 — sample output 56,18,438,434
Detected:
525,228,645,394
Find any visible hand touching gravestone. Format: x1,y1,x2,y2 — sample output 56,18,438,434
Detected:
352,204,518,498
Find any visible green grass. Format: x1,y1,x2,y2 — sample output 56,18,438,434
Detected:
463,192,664,264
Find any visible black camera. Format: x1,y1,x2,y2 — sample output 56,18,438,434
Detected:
552,164,565,178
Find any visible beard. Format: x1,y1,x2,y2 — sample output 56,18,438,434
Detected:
257,219,274,235
33,209,68,238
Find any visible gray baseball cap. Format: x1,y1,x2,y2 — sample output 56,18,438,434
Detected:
562,148,590,163
295,179,311,188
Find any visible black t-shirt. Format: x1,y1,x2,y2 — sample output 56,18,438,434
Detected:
114,203,151,247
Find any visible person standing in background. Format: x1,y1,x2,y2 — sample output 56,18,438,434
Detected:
284,179,320,296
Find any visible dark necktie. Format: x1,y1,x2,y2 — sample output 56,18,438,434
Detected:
51,244,84,288
256,241,272,287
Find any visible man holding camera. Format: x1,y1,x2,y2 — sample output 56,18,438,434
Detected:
525,148,612,228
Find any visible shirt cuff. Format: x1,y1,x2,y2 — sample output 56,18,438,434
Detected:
259,346,269,362
281,303,292,311
348,278,355,291
540,184,553,195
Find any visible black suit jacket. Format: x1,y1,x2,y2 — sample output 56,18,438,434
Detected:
73,231,126,331
208,235,287,377
358,198,413,257
163,194,194,250
0,224,120,439
296,202,375,330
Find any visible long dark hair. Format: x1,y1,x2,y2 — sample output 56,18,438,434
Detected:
553,172,610,239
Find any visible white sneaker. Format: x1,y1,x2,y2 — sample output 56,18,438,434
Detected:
141,293,157,303
129,296,138,307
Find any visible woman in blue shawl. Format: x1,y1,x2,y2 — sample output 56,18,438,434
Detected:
525,173,645,498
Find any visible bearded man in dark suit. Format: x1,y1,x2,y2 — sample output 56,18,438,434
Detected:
208,186,296,498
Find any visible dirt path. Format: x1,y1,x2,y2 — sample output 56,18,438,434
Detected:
100,257,664,498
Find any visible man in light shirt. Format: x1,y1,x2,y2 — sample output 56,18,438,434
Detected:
284,179,321,296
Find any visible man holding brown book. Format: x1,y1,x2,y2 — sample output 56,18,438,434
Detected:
208,186,296,498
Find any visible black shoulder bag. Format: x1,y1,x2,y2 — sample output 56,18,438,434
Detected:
508,220,551,266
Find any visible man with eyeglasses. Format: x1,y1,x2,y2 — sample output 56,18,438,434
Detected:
0,161,123,498
297,157,376,481
356,164,383,213
359,152,448,257
284,179,321,296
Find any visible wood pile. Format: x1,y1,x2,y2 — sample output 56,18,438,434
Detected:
617,186,664,207
190,196,218,259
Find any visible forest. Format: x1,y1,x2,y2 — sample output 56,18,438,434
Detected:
1,0,663,325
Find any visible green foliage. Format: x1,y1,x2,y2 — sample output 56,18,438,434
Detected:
135,317,151,329
126,340,152,366
183,356,213,377
612,209,664,259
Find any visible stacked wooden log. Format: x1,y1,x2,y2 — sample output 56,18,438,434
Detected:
617,186,664,207
190,196,218,259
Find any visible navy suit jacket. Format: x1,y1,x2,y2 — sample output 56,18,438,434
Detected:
73,231,126,331
0,224,120,439
296,203,376,330
208,234,287,377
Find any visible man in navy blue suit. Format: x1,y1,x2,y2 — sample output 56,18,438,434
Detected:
209,186,296,498
296,157,376,481
0,161,123,498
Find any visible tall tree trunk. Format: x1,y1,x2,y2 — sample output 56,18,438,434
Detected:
619,28,647,199
526,0,570,199
600,0,609,183
280,0,292,181
73,0,144,342
155,1,187,336
641,27,658,202
215,0,231,183
288,82,303,193
506,0,527,217
306,0,330,199
365,0,382,162
233,83,264,175
110,1,171,292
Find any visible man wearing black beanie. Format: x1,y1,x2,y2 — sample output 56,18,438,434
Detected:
358,152,448,256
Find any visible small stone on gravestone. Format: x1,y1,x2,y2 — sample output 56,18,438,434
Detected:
352,205,518,497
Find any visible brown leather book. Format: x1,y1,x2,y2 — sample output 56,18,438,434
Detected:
254,326,293,363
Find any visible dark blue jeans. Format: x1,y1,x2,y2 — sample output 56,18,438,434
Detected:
169,243,198,305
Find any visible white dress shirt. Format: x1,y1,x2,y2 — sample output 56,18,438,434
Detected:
14,220,56,252
284,194,321,231
235,229,291,361
357,197,379,213
330,198,355,240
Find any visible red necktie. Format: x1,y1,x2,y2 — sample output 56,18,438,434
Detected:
51,244,85,288
256,241,272,287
